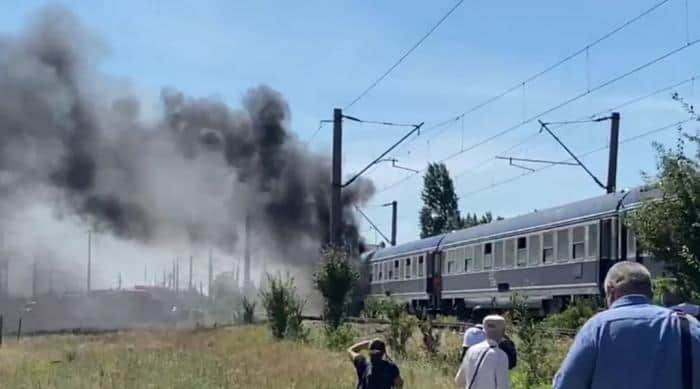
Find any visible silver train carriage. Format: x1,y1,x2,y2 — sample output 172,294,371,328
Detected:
363,186,665,314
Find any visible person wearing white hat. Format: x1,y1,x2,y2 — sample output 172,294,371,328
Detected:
455,315,510,389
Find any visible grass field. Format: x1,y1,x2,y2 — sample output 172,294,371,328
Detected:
0,325,456,389
0,323,569,388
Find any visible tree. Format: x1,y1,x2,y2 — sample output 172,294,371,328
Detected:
461,211,503,228
628,131,700,302
259,273,306,340
313,248,359,329
420,162,462,238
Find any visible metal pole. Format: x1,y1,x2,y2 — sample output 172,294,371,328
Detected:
16,317,21,341
32,260,37,299
390,201,397,246
208,249,213,297
244,213,251,291
330,108,343,247
607,112,620,193
0,314,3,347
188,256,193,291
87,230,92,292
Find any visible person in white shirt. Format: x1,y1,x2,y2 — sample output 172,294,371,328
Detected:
460,324,486,362
455,315,510,389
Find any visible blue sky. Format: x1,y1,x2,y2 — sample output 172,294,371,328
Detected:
1,0,699,248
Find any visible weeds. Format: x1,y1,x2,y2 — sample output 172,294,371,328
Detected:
259,273,307,340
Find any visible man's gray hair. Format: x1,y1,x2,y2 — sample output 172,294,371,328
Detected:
482,314,506,341
604,261,652,297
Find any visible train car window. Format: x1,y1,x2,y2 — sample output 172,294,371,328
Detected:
369,271,373,283
457,247,466,272
588,224,598,258
543,232,554,263
464,246,473,272
483,243,493,269
627,228,637,259
573,226,586,260
447,260,454,274
473,244,483,271
517,237,527,266
494,241,504,269
528,235,540,265
418,256,424,277
378,265,383,281
393,260,400,280
411,257,417,277
557,229,569,262
504,239,515,268
405,258,411,279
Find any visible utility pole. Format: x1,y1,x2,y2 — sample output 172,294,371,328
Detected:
188,256,193,291
244,213,251,291
175,257,180,292
330,108,343,247
208,249,213,297
384,201,397,246
31,259,37,299
606,112,620,193
87,230,92,292
117,272,122,290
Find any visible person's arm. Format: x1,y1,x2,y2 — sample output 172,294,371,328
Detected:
495,350,510,389
393,375,403,389
347,340,371,363
552,319,598,389
454,363,467,387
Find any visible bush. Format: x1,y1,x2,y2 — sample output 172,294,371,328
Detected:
240,296,256,324
384,299,417,356
510,293,557,388
419,318,440,356
313,248,359,330
324,323,357,351
545,298,599,331
362,297,390,319
259,273,307,340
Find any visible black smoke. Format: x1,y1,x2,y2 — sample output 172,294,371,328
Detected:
0,6,374,265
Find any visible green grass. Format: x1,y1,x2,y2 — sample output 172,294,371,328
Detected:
0,323,571,388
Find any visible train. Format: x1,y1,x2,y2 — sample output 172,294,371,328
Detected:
363,185,665,314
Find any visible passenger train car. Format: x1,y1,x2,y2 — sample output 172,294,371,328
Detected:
363,186,663,313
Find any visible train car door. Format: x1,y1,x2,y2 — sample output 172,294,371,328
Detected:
426,251,443,310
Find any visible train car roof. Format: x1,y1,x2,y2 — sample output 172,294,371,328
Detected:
441,186,653,247
365,233,447,262
366,185,656,261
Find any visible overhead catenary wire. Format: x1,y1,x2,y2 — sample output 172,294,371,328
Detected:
375,38,700,193
344,0,467,111
459,118,693,199
423,0,672,130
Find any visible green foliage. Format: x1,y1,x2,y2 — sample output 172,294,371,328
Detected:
462,212,504,227
240,296,256,324
361,297,391,319
313,248,359,330
509,293,557,388
384,299,417,356
323,323,358,351
544,298,599,331
420,162,463,238
259,273,307,340
419,318,440,356
628,130,700,302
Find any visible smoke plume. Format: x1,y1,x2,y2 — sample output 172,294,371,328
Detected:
0,7,374,274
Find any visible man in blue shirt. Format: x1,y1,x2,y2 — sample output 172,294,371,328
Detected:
553,261,700,389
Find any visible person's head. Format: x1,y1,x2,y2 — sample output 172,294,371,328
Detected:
604,261,652,306
482,314,506,342
368,339,386,363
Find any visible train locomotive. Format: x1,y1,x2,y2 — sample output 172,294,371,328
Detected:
363,186,664,314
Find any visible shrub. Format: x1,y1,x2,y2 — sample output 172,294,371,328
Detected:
545,297,599,331
323,323,357,351
313,248,359,330
240,296,256,324
362,297,390,319
419,318,440,356
510,293,556,388
384,299,416,356
259,273,307,340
